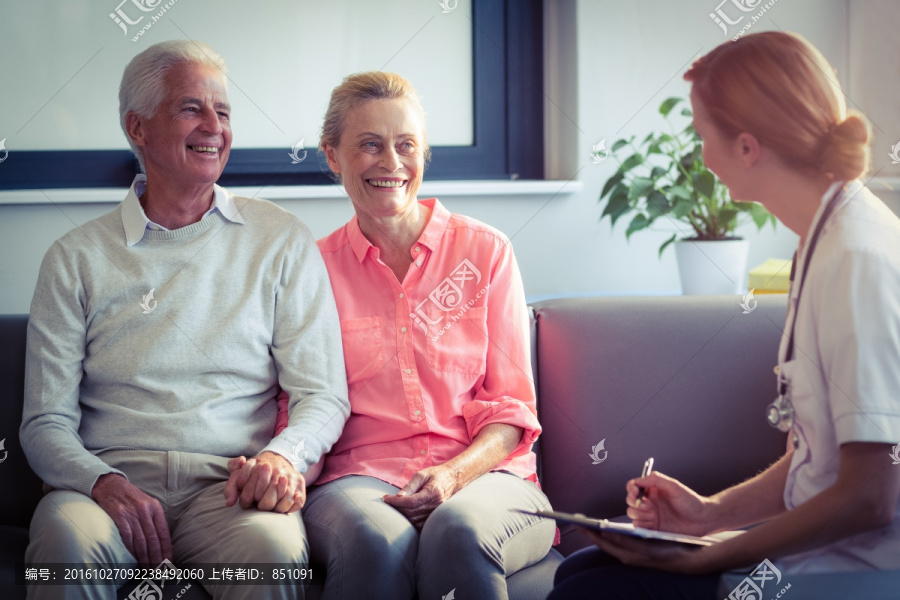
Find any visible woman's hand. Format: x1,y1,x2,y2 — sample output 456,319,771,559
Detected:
626,472,712,537
382,464,460,529
583,529,717,574
383,424,521,529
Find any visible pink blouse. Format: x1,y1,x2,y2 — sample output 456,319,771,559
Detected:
277,199,540,488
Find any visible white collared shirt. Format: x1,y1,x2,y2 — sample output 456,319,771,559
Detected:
778,180,900,573
121,174,245,246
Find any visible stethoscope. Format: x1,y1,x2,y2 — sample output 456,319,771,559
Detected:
766,184,849,432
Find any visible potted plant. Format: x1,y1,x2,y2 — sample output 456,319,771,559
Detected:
597,96,775,295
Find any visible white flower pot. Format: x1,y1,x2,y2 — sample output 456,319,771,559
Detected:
674,239,749,295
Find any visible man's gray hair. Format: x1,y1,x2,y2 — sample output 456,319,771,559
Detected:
119,40,228,172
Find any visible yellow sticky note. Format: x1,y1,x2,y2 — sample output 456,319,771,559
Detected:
748,258,792,293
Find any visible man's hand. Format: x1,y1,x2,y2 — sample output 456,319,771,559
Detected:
382,465,460,530
223,451,305,513
91,473,173,567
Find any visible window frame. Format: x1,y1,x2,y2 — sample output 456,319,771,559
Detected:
0,0,543,190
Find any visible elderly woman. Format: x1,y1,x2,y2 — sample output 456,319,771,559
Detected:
289,72,554,599
548,31,900,600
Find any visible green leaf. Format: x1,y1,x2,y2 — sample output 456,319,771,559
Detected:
745,201,776,230
611,138,631,153
628,176,655,201
671,198,695,219
690,145,704,164
658,233,678,258
608,202,632,228
717,208,739,229
659,97,682,117
693,170,715,199
600,172,624,200
680,107,693,117
646,190,671,218
604,187,632,227
617,153,644,174
626,213,650,239
601,184,628,216
650,165,668,180
669,185,692,202
642,132,656,146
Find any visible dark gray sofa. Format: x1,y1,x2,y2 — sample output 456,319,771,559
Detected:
2,295,897,599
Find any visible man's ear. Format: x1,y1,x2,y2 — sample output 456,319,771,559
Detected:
125,112,147,148
736,132,761,168
322,143,342,175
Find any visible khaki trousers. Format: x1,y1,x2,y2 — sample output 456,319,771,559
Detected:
26,450,308,600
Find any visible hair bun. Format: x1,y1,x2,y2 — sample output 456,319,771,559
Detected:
831,114,870,145
819,112,870,181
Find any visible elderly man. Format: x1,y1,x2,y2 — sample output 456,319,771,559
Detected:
20,40,349,600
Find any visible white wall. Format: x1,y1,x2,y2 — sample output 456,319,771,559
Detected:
0,0,473,150
2,0,897,314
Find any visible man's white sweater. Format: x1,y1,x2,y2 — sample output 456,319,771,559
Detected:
21,185,349,496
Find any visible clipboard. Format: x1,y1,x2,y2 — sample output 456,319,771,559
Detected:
516,509,740,547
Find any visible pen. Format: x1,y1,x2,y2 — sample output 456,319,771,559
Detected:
635,457,654,507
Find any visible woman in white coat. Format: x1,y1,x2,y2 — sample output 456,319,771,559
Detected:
549,30,900,599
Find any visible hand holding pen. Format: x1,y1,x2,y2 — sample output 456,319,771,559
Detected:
635,457,654,507
626,460,711,536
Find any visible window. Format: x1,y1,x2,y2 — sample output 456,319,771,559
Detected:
0,0,543,190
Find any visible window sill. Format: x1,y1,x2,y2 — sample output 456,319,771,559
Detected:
0,180,584,205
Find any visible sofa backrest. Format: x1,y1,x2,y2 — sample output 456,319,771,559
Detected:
532,295,789,553
0,315,44,529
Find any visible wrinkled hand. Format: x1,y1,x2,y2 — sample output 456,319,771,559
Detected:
91,473,173,567
626,472,710,536
223,451,305,513
582,529,712,574
382,465,460,530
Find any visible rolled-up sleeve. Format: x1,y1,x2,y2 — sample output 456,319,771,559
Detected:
463,239,541,457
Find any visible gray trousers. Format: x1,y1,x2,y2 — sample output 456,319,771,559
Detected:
303,471,555,600
26,450,308,600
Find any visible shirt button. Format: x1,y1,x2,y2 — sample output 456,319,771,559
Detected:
414,246,421,253
401,327,407,333
399,293,404,299
415,260,422,267
405,368,412,374
414,410,421,415
420,450,426,455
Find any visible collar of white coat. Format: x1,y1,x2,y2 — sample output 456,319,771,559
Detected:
802,179,861,246
780,180,860,365
793,180,861,278
121,174,245,246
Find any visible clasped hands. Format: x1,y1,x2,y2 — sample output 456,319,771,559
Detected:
91,451,303,567
224,451,306,514
383,464,461,530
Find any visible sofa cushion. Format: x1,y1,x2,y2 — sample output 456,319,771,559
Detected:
0,525,29,600
0,316,44,529
532,295,789,555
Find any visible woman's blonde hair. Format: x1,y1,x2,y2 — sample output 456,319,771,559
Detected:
684,31,869,181
320,71,430,162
